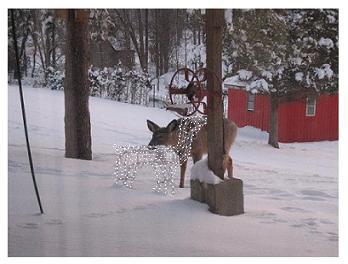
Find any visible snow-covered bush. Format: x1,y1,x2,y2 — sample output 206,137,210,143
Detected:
108,66,126,101
124,70,152,105
88,66,110,97
88,65,152,106
46,67,64,90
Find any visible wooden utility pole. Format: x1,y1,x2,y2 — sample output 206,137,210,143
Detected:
64,9,92,160
191,9,244,216
206,9,225,179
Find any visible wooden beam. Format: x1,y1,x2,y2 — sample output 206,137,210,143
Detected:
206,9,225,179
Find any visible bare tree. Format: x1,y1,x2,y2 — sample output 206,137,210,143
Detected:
115,9,147,71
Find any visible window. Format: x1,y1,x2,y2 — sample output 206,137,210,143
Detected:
306,97,316,116
247,93,255,111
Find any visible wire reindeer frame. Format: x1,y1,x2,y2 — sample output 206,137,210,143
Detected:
113,116,207,194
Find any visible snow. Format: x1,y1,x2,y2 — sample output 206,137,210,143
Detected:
318,37,334,49
261,70,273,81
190,158,223,184
327,15,336,24
175,32,207,69
315,64,334,80
291,57,303,65
150,71,174,102
223,75,248,88
295,72,304,81
8,85,338,256
238,69,253,80
315,68,325,80
246,79,269,93
224,9,233,26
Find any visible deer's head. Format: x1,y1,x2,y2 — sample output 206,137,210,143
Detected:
147,119,179,147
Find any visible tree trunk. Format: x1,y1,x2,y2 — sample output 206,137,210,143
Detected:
44,23,51,69
160,10,170,73
206,9,225,180
123,29,132,70
175,9,179,70
144,9,149,73
19,29,29,63
193,18,197,45
137,9,145,71
268,95,280,149
198,9,201,45
30,10,47,82
115,9,146,71
31,42,37,78
64,9,92,160
39,13,49,82
52,16,56,68
154,10,160,78
23,48,27,77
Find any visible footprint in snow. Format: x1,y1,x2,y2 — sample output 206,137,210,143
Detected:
45,219,63,225
116,208,127,214
84,212,112,218
327,232,338,242
291,223,304,228
133,205,147,210
303,218,318,227
299,190,334,198
16,223,39,229
301,196,325,201
319,219,334,225
290,218,318,230
250,212,276,219
281,207,308,213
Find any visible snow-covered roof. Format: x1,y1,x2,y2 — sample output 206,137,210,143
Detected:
223,75,248,88
224,75,271,94
224,70,254,88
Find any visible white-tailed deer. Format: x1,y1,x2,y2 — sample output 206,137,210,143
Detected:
147,118,238,188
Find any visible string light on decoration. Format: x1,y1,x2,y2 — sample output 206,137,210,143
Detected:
113,115,207,195
113,145,179,195
174,115,207,165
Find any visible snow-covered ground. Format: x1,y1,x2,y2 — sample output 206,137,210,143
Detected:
8,85,338,256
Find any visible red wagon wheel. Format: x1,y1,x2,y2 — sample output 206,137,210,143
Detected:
193,67,224,115
168,68,204,116
193,67,208,115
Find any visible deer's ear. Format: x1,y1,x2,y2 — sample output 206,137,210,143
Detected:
147,120,160,133
167,119,178,132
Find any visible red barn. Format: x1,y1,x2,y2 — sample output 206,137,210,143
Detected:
226,86,338,143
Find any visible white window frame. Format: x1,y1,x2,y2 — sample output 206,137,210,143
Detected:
247,93,255,112
306,97,316,116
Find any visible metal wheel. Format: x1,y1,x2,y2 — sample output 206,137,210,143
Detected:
168,68,203,116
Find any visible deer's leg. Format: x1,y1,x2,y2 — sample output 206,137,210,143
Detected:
179,160,187,188
192,152,203,164
223,154,233,179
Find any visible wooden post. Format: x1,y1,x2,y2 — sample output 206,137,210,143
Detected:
206,9,225,179
192,10,245,216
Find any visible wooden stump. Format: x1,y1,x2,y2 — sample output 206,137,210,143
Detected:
191,178,244,216
190,179,207,203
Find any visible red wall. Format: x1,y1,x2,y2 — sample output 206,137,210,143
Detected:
278,95,338,142
227,88,338,143
228,89,270,132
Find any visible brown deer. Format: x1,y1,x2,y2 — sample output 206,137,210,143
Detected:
147,118,238,188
